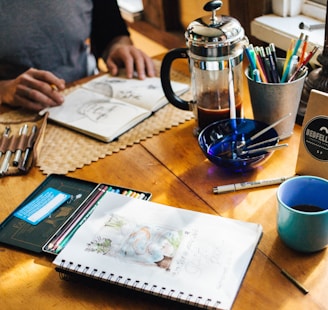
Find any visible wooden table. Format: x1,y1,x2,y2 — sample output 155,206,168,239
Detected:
1,56,327,310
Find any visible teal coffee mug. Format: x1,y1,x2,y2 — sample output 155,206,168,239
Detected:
277,175,328,253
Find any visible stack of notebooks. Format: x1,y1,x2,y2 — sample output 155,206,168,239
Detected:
0,174,262,310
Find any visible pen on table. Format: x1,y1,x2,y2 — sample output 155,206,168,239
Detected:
212,176,292,194
302,45,319,65
255,46,269,82
19,125,37,171
281,33,305,83
240,143,288,155
269,43,278,68
265,46,280,83
249,44,268,83
50,83,59,91
288,45,319,82
241,113,291,147
252,69,261,82
228,58,236,119
299,21,325,31
246,45,263,81
245,46,257,80
13,124,28,166
283,39,295,74
0,126,11,158
287,55,299,81
298,34,308,65
259,46,272,83
245,45,257,70
54,189,105,254
281,269,309,294
48,186,102,251
0,135,16,174
293,34,304,57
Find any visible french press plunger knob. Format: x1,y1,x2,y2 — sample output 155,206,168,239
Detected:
203,0,222,25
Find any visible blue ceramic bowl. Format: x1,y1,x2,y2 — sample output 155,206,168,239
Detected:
198,118,279,172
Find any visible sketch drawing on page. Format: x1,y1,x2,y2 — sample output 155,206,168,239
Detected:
86,77,161,105
78,100,130,123
48,89,142,124
85,214,184,271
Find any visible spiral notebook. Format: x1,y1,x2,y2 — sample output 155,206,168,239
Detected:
53,191,262,310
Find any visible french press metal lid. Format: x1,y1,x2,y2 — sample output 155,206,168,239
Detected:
185,0,248,57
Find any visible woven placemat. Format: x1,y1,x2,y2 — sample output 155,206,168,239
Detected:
0,62,193,175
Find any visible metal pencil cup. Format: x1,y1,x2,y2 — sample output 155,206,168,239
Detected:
245,58,307,139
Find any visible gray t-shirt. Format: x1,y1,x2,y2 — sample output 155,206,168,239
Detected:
0,1,93,82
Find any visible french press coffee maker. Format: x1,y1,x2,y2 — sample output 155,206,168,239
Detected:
160,0,248,133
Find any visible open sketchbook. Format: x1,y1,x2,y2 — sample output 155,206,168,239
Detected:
41,75,188,142
53,192,262,310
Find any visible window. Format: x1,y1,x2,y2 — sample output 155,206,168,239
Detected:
271,1,326,20
251,0,326,66
311,0,326,6
302,0,326,20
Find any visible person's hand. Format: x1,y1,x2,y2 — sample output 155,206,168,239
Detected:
104,36,156,79
0,68,65,111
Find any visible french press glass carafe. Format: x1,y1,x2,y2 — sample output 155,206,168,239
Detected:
160,0,248,133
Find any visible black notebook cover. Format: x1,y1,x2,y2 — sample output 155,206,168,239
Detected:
0,174,151,253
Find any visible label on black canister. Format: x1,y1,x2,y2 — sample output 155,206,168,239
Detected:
303,116,328,161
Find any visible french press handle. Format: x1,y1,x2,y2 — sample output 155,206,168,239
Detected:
160,47,191,111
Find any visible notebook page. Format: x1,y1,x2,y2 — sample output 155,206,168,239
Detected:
53,192,262,310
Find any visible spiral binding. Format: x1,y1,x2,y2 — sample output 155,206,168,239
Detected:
57,259,222,309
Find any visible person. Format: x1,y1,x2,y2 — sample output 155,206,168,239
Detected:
0,1,156,111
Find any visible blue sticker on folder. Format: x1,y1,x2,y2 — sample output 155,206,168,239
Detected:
14,188,71,225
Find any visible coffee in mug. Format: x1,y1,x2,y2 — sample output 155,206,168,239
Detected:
277,175,328,253
291,204,324,212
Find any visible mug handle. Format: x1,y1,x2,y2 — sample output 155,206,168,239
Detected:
160,47,191,111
